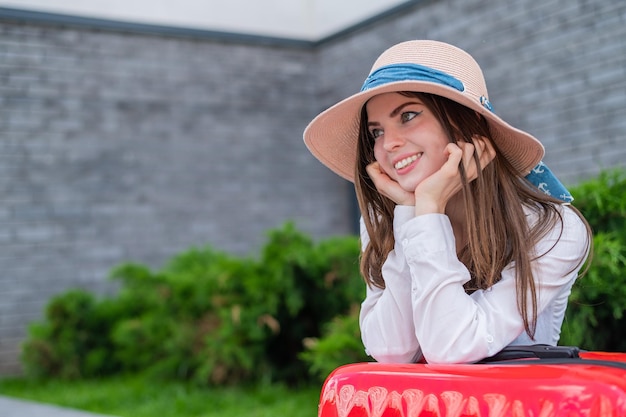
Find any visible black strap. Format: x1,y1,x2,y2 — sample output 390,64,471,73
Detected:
478,344,581,363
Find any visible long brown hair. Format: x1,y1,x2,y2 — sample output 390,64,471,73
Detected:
355,92,591,338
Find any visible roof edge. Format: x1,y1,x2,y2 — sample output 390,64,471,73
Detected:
0,1,423,48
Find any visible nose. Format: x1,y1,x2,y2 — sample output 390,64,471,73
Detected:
381,128,405,151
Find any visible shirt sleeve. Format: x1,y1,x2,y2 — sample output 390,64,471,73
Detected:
359,206,423,363
359,204,589,364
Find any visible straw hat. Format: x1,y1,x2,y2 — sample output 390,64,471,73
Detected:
303,40,544,183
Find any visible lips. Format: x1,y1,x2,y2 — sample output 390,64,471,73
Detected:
394,153,422,170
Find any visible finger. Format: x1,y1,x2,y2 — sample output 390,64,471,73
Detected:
473,136,496,168
366,162,415,205
481,139,496,165
366,161,393,191
458,142,477,178
365,161,381,178
464,136,495,178
442,143,464,176
473,137,486,156
366,162,390,186
463,142,476,165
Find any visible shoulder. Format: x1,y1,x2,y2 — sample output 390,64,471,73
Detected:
554,203,588,236
524,202,587,231
529,203,591,260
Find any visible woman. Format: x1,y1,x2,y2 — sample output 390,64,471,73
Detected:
303,40,591,364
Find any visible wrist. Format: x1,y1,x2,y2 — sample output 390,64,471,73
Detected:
414,198,445,216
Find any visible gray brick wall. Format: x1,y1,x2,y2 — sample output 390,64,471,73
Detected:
0,22,351,374
0,0,625,374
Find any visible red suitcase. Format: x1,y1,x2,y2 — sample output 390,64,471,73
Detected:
318,346,626,417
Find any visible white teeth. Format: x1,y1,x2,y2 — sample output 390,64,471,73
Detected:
394,154,421,170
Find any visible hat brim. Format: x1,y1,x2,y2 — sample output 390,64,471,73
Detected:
303,80,544,183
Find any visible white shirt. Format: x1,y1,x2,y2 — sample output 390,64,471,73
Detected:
359,204,589,364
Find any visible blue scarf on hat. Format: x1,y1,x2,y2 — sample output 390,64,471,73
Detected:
525,161,573,203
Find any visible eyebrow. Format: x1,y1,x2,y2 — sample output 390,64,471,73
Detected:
367,101,422,127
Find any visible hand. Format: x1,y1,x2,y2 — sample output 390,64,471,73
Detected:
414,136,495,216
366,161,415,206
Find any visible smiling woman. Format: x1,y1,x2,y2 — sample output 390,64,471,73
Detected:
303,40,593,365
365,93,453,203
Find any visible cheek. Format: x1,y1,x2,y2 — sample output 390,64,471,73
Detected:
372,142,386,163
430,145,449,166
427,134,451,162
372,144,395,174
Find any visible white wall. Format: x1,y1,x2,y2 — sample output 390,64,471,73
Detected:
0,0,409,40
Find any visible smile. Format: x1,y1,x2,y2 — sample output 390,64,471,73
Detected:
394,153,422,170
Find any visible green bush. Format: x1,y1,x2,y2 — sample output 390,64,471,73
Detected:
258,227,363,384
108,250,267,384
21,222,363,386
299,306,370,383
21,290,119,379
560,169,626,351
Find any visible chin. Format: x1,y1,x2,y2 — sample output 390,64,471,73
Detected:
398,178,421,193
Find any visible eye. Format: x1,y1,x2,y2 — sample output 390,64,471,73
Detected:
369,128,383,139
401,111,421,123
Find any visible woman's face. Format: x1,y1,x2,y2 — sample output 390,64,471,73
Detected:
366,92,450,193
